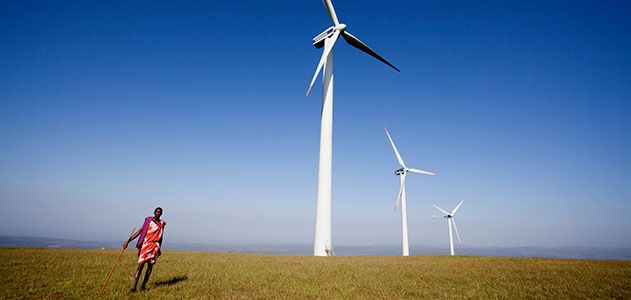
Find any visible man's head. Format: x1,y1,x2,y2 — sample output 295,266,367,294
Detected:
154,207,163,220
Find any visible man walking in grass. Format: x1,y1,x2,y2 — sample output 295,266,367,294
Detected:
123,207,166,292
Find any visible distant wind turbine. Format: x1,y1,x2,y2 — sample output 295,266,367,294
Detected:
432,201,464,256
308,0,400,257
385,128,436,256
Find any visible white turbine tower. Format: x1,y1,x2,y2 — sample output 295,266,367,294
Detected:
432,201,464,256
308,0,400,257
385,128,436,256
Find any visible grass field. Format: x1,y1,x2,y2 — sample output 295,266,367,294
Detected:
1,248,630,299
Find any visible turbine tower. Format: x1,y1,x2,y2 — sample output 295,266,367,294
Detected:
385,128,436,256
432,201,464,256
307,0,399,256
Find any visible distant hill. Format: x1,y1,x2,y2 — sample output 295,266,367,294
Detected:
1,235,629,260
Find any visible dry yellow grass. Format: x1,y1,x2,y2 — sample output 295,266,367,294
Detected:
1,247,630,299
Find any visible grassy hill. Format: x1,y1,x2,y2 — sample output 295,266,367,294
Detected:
1,248,629,299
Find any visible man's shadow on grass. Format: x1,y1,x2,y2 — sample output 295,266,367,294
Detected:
154,275,188,287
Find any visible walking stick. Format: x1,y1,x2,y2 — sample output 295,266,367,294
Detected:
102,226,136,292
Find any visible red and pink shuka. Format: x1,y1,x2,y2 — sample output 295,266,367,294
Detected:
135,216,166,264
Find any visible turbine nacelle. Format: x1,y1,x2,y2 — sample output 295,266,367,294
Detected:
312,26,336,48
313,24,348,48
394,168,406,176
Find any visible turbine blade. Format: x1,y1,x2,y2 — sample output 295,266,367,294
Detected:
431,215,441,219
394,185,402,210
384,128,406,168
342,31,400,72
433,204,449,216
451,200,464,215
452,218,462,244
322,0,340,26
306,30,341,96
408,168,437,176
394,174,406,210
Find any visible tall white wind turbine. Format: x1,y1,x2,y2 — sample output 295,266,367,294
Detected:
308,0,400,257
385,128,436,256
432,201,464,256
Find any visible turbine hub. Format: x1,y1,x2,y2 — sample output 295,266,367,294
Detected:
335,23,347,31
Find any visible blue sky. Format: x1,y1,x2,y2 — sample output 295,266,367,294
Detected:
1,0,629,248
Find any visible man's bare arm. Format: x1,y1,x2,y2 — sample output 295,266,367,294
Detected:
123,228,142,249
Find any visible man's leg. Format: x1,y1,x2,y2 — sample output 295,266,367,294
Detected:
140,262,154,290
131,262,145,292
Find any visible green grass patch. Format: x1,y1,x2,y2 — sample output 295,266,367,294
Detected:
1,247,629,299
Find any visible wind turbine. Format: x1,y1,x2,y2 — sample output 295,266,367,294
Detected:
432,201,464,256
308,0,400,257
385,128,436,256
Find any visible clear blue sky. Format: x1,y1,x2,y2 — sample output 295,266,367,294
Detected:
1,0,629,248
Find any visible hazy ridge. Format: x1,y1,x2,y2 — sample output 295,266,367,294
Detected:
1,235,629,260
